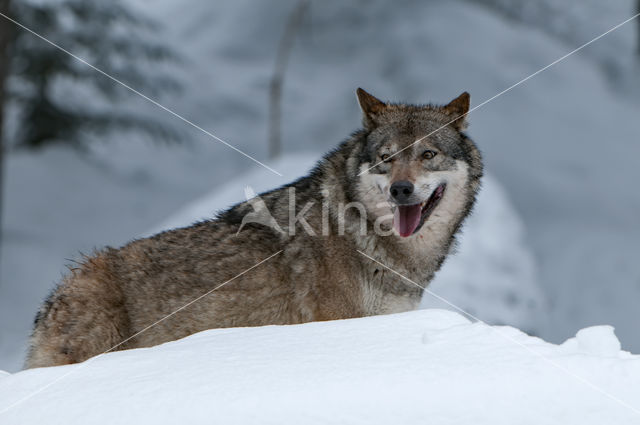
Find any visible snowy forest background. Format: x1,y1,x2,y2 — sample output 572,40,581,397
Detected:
1,0,640,372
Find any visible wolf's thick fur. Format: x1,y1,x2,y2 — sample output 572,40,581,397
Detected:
26,89,482,368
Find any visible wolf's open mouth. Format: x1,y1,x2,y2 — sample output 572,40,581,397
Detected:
393,183,446,237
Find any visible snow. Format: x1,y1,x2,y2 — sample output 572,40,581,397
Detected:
563,326,622,357
2,0,640,374
148,153,317,234
1,309,639,424
152,152,545,333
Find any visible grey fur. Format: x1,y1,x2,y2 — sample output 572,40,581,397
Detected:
25,89,483,368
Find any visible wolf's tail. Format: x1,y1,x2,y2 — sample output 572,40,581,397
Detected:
24,254,131,369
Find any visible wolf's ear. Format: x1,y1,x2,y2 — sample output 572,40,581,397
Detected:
356,88,386,129
443,92,470,130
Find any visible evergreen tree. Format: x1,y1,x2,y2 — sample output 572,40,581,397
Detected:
6,0,182,149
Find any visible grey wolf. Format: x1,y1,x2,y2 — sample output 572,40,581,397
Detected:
26,88,482,368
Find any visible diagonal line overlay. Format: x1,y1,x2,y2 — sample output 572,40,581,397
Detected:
359,12,640,176
0,11,283,176
357,249,640,418
0,250,283,415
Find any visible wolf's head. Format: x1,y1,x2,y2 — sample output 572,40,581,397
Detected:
354,88,483,239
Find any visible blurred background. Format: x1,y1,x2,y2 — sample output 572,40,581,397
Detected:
0,0,639,372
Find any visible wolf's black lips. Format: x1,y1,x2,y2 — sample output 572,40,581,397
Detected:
411,183,446,236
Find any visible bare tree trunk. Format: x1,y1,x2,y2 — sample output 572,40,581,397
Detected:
0,0,12,270
637,0,640,56
268,0,309,160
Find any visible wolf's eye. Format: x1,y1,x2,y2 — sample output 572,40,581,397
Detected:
380,153,391,162
422,150,437,160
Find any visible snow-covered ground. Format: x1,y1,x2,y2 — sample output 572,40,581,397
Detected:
1,309,639,424
2,0,640,374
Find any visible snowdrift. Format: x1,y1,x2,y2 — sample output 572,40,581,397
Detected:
1,309,638,424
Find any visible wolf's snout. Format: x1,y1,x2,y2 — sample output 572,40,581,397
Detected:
390,180,414,203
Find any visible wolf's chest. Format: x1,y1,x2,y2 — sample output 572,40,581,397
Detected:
360,268,423,315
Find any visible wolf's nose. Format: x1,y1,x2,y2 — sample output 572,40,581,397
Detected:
390,180,414,203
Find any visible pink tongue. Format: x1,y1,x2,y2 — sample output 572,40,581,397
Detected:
393,205,422,237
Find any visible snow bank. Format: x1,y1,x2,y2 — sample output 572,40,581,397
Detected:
0,309,638,424
152,153,545,332
149,153,317,233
